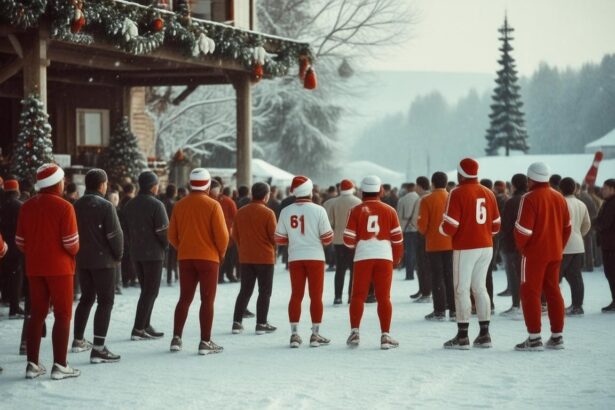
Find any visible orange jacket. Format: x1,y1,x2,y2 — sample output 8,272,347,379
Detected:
514,183,571,261
168,192,229,263
232,201,277,264
417,189,453,252
440,179,501,250
218,194,237,233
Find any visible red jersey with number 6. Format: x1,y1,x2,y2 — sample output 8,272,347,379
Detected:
440,179,501,250
275,199,333,262
343,198,403,264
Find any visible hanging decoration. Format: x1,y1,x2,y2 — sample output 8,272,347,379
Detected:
193,32,216,56
253,46,267,65
304,67,317,90
122,17,139,42
298,55,309,80
252,63,264,83
152,15,164,32
70,1,86,33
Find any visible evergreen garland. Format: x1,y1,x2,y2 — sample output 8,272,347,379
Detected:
10,93,55,182
485,16,529,156
0,0,47,29
103,117,147,183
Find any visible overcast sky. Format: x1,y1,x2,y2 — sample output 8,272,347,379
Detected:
368,0,615,75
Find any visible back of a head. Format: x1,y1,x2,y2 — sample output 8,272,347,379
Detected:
382,183,391,192
549,174,562,188
123,183,135,195
222,186,231,197
166,184,177,198
511,173,528,192
431,172,448,189
238,185,250,197
251,182,270,201
66,182,78,194
560,177,576,196
604,179,615,190
480,178,493,189
138,171,158,192
416,176,430,191
85,168,108,192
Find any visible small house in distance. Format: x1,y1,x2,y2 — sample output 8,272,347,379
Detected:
585,128,615,159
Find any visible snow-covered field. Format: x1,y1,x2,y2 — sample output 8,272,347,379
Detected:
1,264,614,409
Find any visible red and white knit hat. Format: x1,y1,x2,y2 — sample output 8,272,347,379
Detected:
190,168,211,191
340,179,354,195
457,158,479,179
291,176,313,197
361,175,381,193
35,163,65,190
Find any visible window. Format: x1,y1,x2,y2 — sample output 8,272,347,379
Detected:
76,109,110,147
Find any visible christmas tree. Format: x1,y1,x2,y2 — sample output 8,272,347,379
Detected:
11,93,55,182
485,15,529,156
103,117,147,183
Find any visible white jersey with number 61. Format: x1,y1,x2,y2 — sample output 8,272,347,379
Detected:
275,199,334,262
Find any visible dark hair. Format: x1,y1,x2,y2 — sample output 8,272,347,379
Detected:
407,182,416,190
165,184,177,198
549,174,562,188
560,177,576,196
85,169,108,191
177,187,188,197
327,186,336,193
480,178,493,189
238,185,250,197
213,176,223,186
66,182,78,194
251,182,270,200
123,183,135,194
603,179,615,190
210,179,221,190
382,184,391,191
222,187,231,196
511,173,528,192
416,176,430,191
431,172,448,189
362,191,380,199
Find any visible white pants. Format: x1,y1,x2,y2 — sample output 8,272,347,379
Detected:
453,247,493,323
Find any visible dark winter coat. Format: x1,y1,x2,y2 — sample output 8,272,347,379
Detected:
595,196,615,251
122,192,169,261
499,189,526,253
74,190,124,269
0,193,23,263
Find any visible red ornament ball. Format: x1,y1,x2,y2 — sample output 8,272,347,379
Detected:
304,67,317,90
252,63,264,83
153,17,164,32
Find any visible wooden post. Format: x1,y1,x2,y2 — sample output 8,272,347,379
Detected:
233,73,252,188
23,27,48,109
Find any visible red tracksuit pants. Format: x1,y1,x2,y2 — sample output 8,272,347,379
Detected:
174,260,219,341
288,260,324,324
350,259,393,332
27,275,73,366
520,257,565,334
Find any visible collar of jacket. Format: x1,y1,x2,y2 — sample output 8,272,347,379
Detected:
295,198,312,203
84,190,104,198
530,182,549,191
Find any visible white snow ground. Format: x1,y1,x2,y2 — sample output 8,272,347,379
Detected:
1,264,614,409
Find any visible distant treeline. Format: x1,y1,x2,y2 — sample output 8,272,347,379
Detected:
351,54,615,179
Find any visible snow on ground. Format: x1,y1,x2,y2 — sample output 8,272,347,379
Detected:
1,264,614,409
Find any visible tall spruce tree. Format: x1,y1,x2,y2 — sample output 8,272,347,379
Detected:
485,16,529,156
103,117,147,183
11,93,55,182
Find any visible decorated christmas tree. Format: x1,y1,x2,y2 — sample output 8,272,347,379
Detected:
11,93,55,182
485,16,529,156
103,117,146,183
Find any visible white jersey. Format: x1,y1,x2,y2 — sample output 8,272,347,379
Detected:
275,199,334,262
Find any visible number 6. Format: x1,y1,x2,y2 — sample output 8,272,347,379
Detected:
476,198,487,224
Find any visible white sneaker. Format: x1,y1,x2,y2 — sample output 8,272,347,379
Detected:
50,363,81,380
380,333,399,350
25,362,46,379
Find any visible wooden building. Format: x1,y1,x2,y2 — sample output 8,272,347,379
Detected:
0,0,312,186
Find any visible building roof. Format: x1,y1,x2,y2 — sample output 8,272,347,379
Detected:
586,128,615,148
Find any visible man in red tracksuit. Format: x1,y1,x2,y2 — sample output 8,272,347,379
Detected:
16,164,81,380
514,162,571,351
344,175,403,350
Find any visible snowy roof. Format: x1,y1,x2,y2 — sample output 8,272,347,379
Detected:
252,159,295,182
343,161,405,187
446,154,615,186
586,128,615,148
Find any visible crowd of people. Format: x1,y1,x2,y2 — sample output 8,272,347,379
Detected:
0,157,614,379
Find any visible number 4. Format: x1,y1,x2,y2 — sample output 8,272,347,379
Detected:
367,215,380,234
476,198,487,225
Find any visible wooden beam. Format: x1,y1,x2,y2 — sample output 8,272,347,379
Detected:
7,34,23,58
23,27,48,108
0,58,23,84
172,85,198,105
233,73,252,187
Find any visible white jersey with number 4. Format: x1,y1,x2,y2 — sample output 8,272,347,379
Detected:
275,199,334,262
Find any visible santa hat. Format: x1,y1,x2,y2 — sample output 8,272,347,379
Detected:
35,163,64,190
291,176,313,197
361,175,382,193
457,158,479,179
3,179,19,192
190,168,211,191
340,179,354,195
527,162,550,183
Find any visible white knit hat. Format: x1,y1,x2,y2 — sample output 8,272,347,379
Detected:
361,175,382,193
190,168,211,191
291,176,313,197
527,162,550,183
35,163,65,190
